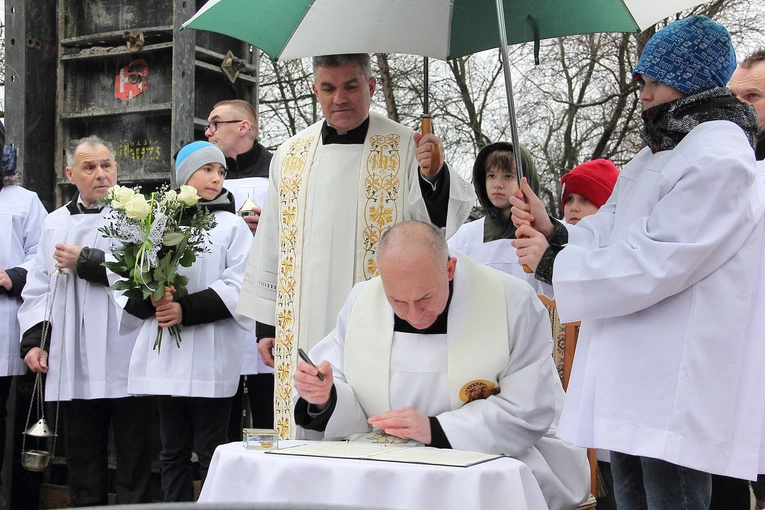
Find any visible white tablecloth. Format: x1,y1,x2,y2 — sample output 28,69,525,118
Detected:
199,441,549,510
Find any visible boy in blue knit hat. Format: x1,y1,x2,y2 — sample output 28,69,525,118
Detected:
122,141,254,502
510,15,765,508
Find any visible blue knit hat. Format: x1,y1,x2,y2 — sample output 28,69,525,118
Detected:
633,16,736,96
174,141,227,186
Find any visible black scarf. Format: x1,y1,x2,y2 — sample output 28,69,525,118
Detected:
641,87,759,154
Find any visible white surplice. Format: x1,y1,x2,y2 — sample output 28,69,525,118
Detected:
125,211,254,398
447,216,540,290
18,204,138,400
238,111,476,438
223,176,271,376
309,253,590,510
554,121,765,479
0,185,47,377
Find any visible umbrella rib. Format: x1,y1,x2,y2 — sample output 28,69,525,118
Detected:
280,0,319,60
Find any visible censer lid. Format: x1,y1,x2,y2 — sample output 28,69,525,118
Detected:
24,418,56,438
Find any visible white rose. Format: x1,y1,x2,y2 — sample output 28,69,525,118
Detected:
178,185,200,207
124,194,151,220
110,185,135,210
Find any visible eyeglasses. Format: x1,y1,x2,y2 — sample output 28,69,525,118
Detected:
205,119,243,134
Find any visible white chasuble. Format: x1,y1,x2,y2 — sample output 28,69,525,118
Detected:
0,185,47,376
238,111,475,439
343,256,508,418
309,253,591,510
18,206,137,401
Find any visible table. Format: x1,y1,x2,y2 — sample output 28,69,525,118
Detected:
199,441,548,510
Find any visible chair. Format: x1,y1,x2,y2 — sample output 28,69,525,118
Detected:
539,295,598,509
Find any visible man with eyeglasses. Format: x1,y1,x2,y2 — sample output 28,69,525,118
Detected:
206,100,273,235
206,100,276,439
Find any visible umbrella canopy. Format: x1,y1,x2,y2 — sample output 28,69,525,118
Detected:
183,0,709,61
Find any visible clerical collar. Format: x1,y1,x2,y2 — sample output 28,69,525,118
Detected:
393,280,454,335
321,117,369,145
68,193,103,215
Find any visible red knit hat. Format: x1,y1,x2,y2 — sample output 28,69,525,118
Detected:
560,159,619,211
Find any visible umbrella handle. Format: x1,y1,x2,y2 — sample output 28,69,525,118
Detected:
420,115,441,173
522,264,533,274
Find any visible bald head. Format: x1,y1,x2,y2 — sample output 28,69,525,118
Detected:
378,222,448,269
377,222,456,330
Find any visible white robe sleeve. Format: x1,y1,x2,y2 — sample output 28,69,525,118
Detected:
435,278,558,456
18,219,55,336
19,191,48,270
555,123,764,322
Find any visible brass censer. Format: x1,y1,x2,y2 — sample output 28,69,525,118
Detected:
21,267,68,471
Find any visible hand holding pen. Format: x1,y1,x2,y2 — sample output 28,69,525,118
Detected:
298,348,325,381
294,348,333,410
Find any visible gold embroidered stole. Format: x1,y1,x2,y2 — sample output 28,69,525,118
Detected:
344,256,509,418
357,127,406,280
274,114,409,439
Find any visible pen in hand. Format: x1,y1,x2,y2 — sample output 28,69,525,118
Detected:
298,348,325,381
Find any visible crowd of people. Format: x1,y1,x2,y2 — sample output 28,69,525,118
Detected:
1,12,765,510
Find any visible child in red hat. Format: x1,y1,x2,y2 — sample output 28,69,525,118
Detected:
560,159,619,225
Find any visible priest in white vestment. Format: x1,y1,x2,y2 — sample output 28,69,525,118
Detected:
294,222,590,510
238,54,475,438
18,136,151,506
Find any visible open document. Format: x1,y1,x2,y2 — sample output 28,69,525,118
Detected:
267,436,502,468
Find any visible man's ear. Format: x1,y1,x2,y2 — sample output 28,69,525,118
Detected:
65,166,75,184
446,256,457,281
311,82,319,97
240,120,251,136
368,76,377,97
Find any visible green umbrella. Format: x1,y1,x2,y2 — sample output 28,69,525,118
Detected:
184,0,709,183
183,0,709,62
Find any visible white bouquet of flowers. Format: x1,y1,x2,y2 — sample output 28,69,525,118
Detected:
100,184,217,352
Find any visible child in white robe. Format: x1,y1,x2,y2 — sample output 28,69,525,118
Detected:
447,142,540,285
560,158,619,510
123,141,254,502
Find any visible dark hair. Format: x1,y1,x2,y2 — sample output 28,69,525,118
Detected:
741,49,765,69
313,54,372,80
485,150,516,175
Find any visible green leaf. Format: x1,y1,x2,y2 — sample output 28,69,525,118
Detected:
124,249,137,270
175,275,189,288
108,280,134,291
138,270,153,287
123,288,145,301
153,264,166,282
102,261,130,277
179,250,196,267
152,283,166,302
162,232,185,246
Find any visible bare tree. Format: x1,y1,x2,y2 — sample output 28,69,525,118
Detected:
251,0,764,215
